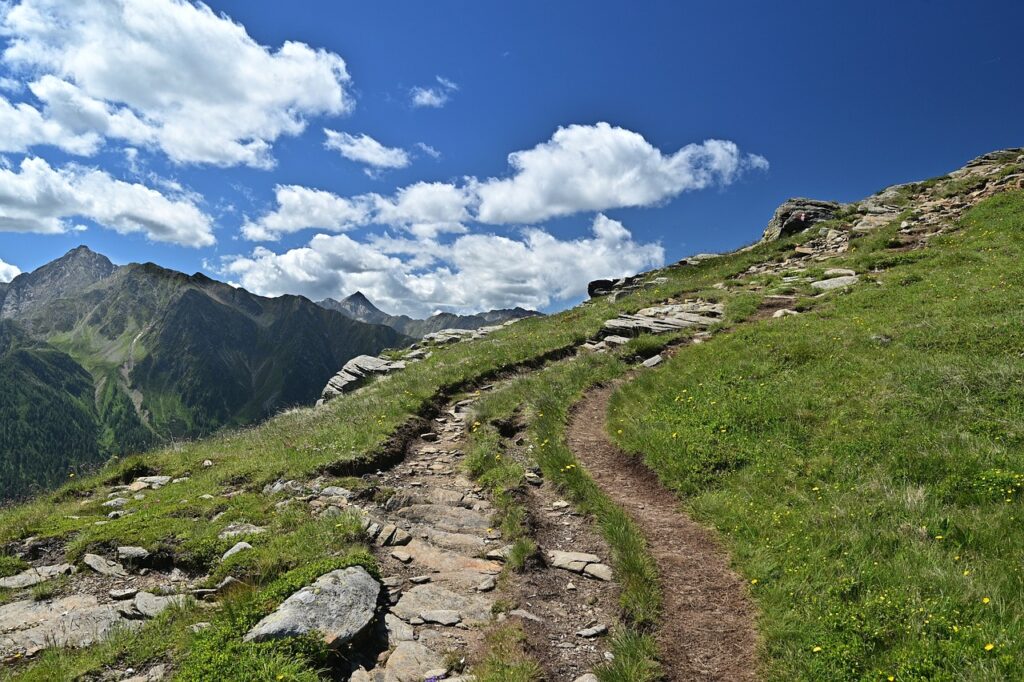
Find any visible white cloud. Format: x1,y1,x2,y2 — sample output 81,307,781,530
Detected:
0,0,353,167
410,75,458,108
475,122,769,223
371,182,472,239
241,184,371,241
0,93,101,155
241,122,767,241
0,256,21,282
415,142,441,160
324,129,410,174
220,213,663,317
0,156,214,246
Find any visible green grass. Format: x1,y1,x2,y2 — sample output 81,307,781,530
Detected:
609,191,1024,680
473,625,543,682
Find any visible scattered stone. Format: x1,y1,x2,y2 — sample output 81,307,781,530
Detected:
222,541,253,561
810,274,859,291
382,642,444,682
136,476,172,488
509,609,542,623
524,471,543,486
202,459,214,468
82,553,128,577
117,546,150,562
218,523,267,540
409,575,432,584
134,592,187,619
243,566,380,646
0,563,73,589
642,354,663,368
574,674,600,682
420,609,461,626
577,624,608,638
772,308,799,318
110,588,138,600
823,268,856,277
391,550,413,564
102,497,129,508
385,612,415,643
485,545,513,561
190,622,212,633
583,563,614,581
321,486,353,498
548,550,600,574
475,576,496,593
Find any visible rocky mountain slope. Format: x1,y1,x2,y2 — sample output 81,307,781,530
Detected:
319,291,539,338
0,248,411,501
0,148,1022,681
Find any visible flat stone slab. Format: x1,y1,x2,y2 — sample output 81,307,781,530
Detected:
391,583,493,626
810,275,859,290
397,539,501,579
0,596,128,658
0,564,73,590
243,566,380,646
381,641,444,682
394,504,490,534
83,553,128,577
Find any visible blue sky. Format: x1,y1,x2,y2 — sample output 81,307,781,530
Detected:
0,1,1021,316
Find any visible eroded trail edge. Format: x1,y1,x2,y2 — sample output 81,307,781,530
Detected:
567,382,759,681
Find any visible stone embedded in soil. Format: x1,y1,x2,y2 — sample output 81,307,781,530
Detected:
420,609,461,625
218,522,267,540
548,550,601,573
82,553,128,577
110,588,138,600
476,576,496,592
243,566,380,646
392,583,493,626
380,641,444,682
642,354,663,368
394,504,490,534
385,613,415,644
117,546,150,562
135,476,172,488
134,592,187,618
810,274,859,290
577,624,608,638
0,596,129,658
222,541,253,561
0,563,73,589
574,675,600,682
583,563,614,581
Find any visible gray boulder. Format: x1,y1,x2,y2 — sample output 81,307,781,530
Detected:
761,198,841,241
0,563,73,589
243,566,380,646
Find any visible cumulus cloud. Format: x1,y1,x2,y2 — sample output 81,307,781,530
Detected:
324,129,410,176
241,185,371,241
475,122,769,223
242,123,767,242
0,156,214,246
220,213,663,316
0,256,21,282
0,0,352,167
0,93,101,155
410,75,458,108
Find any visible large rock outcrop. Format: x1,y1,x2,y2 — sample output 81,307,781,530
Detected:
243,566,381,646
319,355,407,403
761,198,841,241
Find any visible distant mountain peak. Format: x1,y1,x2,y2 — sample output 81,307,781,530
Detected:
343,291,379,310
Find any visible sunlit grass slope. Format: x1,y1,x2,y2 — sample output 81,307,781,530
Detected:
610,191,1024,680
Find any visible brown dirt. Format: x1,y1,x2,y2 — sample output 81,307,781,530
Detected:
567,382,759,681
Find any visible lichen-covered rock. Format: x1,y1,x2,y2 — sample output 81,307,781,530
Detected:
0,596,128,658
761,198,841,241
243,566,380,646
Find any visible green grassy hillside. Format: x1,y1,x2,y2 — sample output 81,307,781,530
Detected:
611,191,1024,679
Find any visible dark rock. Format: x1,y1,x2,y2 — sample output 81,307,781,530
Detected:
761,198,841,241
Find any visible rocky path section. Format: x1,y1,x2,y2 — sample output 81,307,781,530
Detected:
568,383,759,681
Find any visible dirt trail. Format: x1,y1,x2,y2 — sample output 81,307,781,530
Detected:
567,382,759,681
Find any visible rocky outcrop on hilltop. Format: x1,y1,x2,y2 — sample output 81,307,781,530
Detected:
760,198,842,241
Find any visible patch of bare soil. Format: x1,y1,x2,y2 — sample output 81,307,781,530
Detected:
567,383,759,681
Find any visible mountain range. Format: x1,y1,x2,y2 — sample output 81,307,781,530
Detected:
0,247,412,500
0,247,541,501
317,291,539,338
